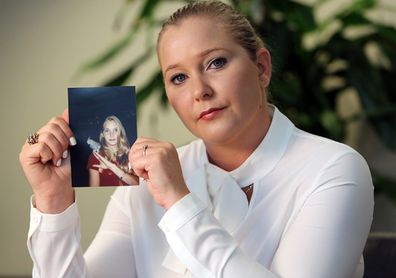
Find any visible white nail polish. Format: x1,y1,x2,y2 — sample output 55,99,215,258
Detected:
62,150,68,159
56,159,62,167
69,137,77,146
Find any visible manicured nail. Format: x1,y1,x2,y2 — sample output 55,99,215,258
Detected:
69,137,77,146
62,150,68,159
56,159,62,167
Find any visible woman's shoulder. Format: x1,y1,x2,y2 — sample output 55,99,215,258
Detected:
291,127,361,160
87,152,99,168
288,128,371,189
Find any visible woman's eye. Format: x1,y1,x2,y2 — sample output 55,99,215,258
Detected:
208,57,227,69
171,74,187,85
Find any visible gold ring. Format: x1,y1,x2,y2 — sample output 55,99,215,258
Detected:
142,144,148,156
27,132,39,145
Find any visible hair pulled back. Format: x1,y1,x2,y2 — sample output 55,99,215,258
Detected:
157,0,265,62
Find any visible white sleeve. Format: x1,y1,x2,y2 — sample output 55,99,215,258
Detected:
158,152,373,278
158,193,277,278
27,199,87,278
271,152,374,278
27,190,136,278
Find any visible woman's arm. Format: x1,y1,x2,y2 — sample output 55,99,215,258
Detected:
270,152,373,278
28,189,137,278
119,171,139,185
93,152,139,185
158,152,373,278
89,168,100,187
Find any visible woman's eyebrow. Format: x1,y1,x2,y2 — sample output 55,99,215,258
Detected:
164,47,228,75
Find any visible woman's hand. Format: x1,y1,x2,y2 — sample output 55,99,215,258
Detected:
129,137,190,210
19,110,76,213
93,152,121,176
92,151,139,185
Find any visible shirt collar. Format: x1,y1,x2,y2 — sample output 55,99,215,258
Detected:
199,105,294,187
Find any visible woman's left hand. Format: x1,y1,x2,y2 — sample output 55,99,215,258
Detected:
93,152,123,177
129,137,190,210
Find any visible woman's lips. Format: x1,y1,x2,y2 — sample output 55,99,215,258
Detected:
199,107,226,120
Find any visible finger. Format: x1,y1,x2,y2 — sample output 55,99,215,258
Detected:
92,164,105,170
132,166,149,180
93,152,107,164
62,109,69,124
131,137,156,152
38,144,55,164
47,115,76,146
39,122,70,152
20,141,54,166
36,131,65,166
130,138,158,157
93,152,104,160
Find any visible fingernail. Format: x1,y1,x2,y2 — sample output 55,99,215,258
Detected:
56,159,62,167
62,150,68,159
69,137,77,146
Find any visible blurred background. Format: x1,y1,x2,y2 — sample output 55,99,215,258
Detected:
1,0,395,276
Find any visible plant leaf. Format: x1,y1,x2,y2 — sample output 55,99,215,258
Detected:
76,31,136,76
136,71,163,111
102,47,154,87
138,0,161,19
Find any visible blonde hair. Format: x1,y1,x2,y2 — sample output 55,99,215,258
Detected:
157,0,265,62
99,115,130,172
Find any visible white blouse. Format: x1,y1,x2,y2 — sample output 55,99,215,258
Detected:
27,106,374,278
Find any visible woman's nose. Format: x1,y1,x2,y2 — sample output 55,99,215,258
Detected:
193,75,213,101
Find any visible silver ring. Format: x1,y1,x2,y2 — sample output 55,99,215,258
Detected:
142,144,148,156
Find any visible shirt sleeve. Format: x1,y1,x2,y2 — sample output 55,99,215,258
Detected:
27,197,88,278
27,189,137,278
270,152,374,278
158,193,277,278
158,152,373,278
87,153,98,170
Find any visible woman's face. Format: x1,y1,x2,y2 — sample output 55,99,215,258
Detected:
158,17,271,145
103,120,120,146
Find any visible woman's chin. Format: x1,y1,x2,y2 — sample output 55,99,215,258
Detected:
196,127,239,145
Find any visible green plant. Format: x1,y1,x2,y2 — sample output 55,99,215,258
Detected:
77,0,396,200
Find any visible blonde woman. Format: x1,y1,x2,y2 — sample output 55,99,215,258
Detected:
20,1,373,277
88,115,138,186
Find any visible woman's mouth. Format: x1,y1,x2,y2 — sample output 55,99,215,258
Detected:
199,107,226,120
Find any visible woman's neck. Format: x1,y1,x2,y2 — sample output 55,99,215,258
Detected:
205,108,272,171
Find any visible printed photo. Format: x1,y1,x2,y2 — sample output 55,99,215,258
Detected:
68,86,139,187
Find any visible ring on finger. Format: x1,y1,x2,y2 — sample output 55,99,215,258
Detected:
27,132,39,145
142,144,149,156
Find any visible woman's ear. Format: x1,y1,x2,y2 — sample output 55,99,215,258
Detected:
256,48,272,88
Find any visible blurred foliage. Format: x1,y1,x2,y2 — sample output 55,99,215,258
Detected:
77,0,396,200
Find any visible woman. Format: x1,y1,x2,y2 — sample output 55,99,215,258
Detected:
19,1,373,277
87,115,139,186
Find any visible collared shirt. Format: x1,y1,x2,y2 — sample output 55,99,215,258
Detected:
28,106,374,278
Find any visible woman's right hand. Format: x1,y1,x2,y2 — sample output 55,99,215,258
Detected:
19,110,76,213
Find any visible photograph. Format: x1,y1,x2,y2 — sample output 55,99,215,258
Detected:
68,86,139,187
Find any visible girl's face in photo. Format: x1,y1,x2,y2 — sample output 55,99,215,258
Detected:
158,17,271,145
103,120,120,146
